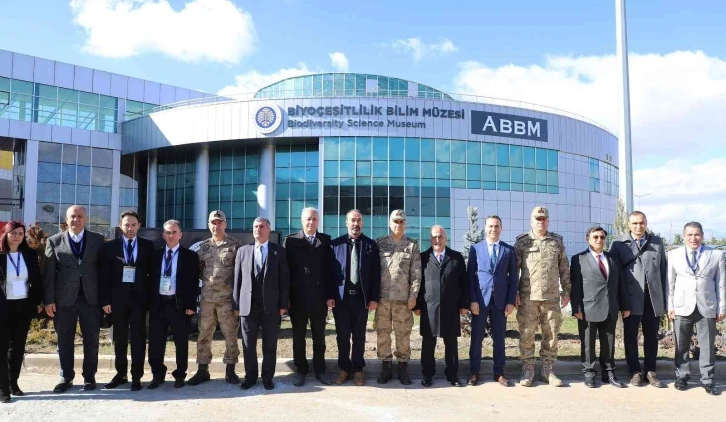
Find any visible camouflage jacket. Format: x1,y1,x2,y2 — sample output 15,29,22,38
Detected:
197,235,243,302
514,230,571,301
376,235,421,301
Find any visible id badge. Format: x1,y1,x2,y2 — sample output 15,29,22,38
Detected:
160,276,172,295
122,266,136,283
10,275,28,298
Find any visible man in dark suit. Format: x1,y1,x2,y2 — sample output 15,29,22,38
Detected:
609,211,668,387
571,226,631,388
414,225,468,387
233,217,290,391
468,216,518,387
283,207,335,387
99,210,155,391
148,219,200,389
330,209,380,386
43,205,106,393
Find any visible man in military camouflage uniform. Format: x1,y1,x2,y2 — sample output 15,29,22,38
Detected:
188,210,243,386
375,210,421,385
514,206,571,387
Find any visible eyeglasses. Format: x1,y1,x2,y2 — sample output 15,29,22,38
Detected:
535,217,547,221
590,235,607,240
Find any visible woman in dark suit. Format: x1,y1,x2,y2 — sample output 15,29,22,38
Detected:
0,221,43,403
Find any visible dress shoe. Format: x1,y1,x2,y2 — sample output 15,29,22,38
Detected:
148,378,165,390
9,381,24,396
448,377,462,387
292,373,306,387
468,373,479,386
82,379,96,391
263,379,275,390
225,364,240,384
104,375,128,389
646,371,665,388
187,365,210,386
584,373,596,388
53,379,73,393
130,380,142,391
240,378,256,390
495,375,511,387
315,373,333,385
703,384,719,396
630,372,642,387
174,379,185,388
334,370,349,385
674,377,688,391
421,376,433,387
353,371,366,386
0,391,10,404
603,372,625,388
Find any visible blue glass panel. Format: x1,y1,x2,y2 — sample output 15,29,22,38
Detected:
390,161,404,178
323,161,338,177
290,167,305,183
290,145,306,166
536,148,547,170
497,182,510,191
482,165,496,182
547,150,558,171
511,183,523,192
340,161,355,177
60,164,76,184
372,162,388,177
421,162,435,178
405,138,420,161
436,163,450,179
306,166,319,182
466,164,481,181
420,139,435,161
511,167,523,183
524,183,536,192
467,180,482,189
389,137,404,160
357,161,371,177
497,166,510,182
536,169,548,185
340,137,355,159
38,162,61,183
276,146,290,168
548,185,559,194
435,139,450,163
482,143,496,165
435,178,450,188
275,168,289,183
483,181,496,190
496,144,509,166
290,183,305,200
405,161,420,178
77,166,91,185
450,140,466,163
452,180,466,188
510,145,523,167
372,137,388,160
466,142,481,164
305,183,319,199
523,168,536,184
523,147,535,168
372,177,388,186
451,164,466,180
90,186,111,205
245,168,258,184
547,170,558,186
536,185,548,193
76,185,90,204
37,183,60,203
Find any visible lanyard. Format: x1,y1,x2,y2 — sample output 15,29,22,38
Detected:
163,248,179,276
125,238,136,265
8,252,22,277
686,247,702,272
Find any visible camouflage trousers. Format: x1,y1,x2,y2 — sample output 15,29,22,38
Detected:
375,300,413,362
196,299,240,365
516,298,562,365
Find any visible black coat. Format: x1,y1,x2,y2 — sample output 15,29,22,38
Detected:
283,231,335,314
150,246,200,311
417,247,468,338
570,249,630,322
0,249,43,321
99,236,155,309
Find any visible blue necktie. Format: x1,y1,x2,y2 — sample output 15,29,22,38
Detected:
490,244,498,273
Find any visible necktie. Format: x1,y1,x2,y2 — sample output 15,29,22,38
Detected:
308,236,315,245
164,249,173,277
350,241,359,285
490,244,498,272
126,239,135,266
597,254,608,279
691,250,698,272
438,253,443,263
255,245,263,275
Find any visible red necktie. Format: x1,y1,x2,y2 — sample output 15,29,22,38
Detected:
597,255,608,279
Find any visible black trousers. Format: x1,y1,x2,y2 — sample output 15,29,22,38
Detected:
421,335,458,378
54,296,100,381
578,315,616,373
333,293,367,373
111,302,147,380
290,306,327,375
1,300,33,384
148,297,190,380
240,307,281,381
624,292,660,374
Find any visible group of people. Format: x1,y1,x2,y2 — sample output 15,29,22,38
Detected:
0,203,723,403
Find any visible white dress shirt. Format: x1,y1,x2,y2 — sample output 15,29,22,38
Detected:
69,229,85,243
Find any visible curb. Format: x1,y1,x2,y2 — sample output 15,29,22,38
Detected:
23,354,726,379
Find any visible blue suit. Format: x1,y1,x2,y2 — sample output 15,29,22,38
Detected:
468,240,518,376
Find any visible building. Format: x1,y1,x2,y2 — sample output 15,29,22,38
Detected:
0,49,619,253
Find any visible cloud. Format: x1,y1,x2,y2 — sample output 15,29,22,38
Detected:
329,52,349,72
69,0,257,64
453,50,726,239
388,37,458,61
217,63,312,97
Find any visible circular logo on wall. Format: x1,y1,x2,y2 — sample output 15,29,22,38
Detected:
253,104,282,134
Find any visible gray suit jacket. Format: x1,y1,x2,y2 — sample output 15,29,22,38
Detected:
667,246,726,318
570,249,630,322
233,242,290,317
609,233,668,316
43,230,105,307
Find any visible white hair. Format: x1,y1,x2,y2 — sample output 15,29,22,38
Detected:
301,207,319,218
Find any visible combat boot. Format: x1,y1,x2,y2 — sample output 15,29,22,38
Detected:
377,361,392,384
397,362,412,385
187,364,210,386
520,362,535,387
225,364,240,384
539,361,564,387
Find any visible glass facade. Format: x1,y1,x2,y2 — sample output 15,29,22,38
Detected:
322,137,560,243
119,155,140,216
589,158,618,195
125,100,159,121
208,144,259,230
275,144,319,234
156,150,195,230
0,76,118,133
36,141,114,236
255,73,454,100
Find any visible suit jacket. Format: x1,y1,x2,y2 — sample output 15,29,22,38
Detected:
468,241,518,310
330,234,380,305
609,232,668,316
99,236,155,309
417,247,468,338
0,249,43,321
667,246,726,318
43,229,105,307
150,246,200,311
283,231,335,314
570,249,630,322
233,242,290,316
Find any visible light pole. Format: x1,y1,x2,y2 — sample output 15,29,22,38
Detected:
616,0,634,214
633,192,652,210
